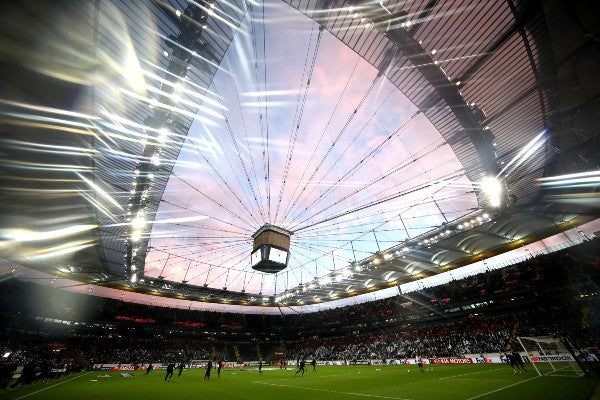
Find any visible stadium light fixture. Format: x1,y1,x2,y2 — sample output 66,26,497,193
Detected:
480,176,504,207
157,128,169,144
131,214,146,230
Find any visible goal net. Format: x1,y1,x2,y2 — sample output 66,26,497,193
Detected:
516,336,585,377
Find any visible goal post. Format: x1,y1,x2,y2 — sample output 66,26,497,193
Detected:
516,336,586,377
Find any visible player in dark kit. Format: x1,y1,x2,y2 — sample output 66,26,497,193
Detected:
217,360,223,378
512,350,527,374
505,351,516,373
417,357,424,372
311,358,317,371
164,362,175,381
204,360,212,380
177,362,185,378
145,362,154,375
295,359,306,376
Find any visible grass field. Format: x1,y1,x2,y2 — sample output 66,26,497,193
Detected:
2,364,598,400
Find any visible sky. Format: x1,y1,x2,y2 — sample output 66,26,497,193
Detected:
142,0,476,295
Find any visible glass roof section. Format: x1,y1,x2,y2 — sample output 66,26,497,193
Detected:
4,0,593,312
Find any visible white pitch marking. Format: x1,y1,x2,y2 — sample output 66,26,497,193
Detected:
15,372,91,400
451,378,513,382
253,372,353,383
438,367,504,380
255,381,412,400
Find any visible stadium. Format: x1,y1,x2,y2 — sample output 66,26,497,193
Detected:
0,0,599,399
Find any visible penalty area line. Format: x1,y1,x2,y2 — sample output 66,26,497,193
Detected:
465,376,539,400
256,372,354,383
438,368,504,380
255,381,412,400
15,372,92,400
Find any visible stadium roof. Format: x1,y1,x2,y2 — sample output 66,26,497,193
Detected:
0,0,598,313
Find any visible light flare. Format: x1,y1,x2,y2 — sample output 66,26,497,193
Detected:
498,130,546,177
25,241,96,260
539,170,600,188
75,172,123,211
1,224,97,243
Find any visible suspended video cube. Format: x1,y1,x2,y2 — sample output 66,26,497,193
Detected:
251,224,293,273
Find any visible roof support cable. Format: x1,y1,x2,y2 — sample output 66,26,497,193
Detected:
290,138,451,230
279,56,362,224
288,108,421,227
295,170,467,232
274,24,324,222
291,190,472,272
223,19,268,221
170,171,256,233
170,153,257,228
248,0,269,222
210,81,265,226
282,75,381,225
260,1,273,222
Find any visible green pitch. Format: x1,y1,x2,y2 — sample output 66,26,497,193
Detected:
2,364,597,400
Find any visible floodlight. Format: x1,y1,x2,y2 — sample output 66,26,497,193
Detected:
157,128,170,143
480,176,503,207
131,230,142,242
319,277,331,286
131,215,145,230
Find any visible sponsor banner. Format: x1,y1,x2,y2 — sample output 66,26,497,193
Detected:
349,360,373,365
110,365,135,371
94,364,164,371
190,362,245,368
96,363,245,371
473,357,494,364
94,355,577,371
527,354,575,363
429,358,473,364
399,359,430,365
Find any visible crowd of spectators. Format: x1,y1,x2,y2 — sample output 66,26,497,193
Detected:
283,314,513,362
0,338,83,389
0,305,585,372
0,237,597,389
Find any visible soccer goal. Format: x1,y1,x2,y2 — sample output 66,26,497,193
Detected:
516,336,586,377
